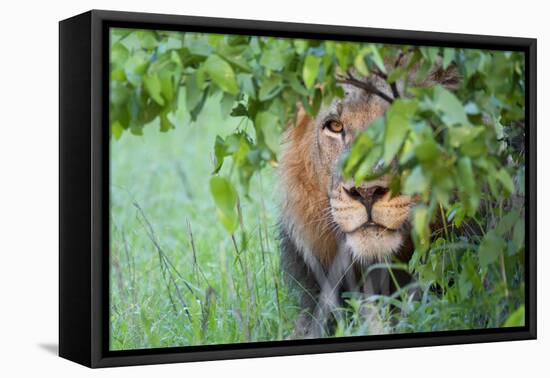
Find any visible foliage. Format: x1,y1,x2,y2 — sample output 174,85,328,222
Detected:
110,27,526,346
341,47,525,328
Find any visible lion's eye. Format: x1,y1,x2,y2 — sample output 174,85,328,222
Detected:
324,120,344,134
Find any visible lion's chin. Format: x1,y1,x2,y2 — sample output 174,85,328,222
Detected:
344,226,403,263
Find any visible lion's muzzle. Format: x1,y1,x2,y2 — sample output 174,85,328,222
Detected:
330,177,413,261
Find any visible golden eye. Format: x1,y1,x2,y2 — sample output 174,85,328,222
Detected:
324,119,344,133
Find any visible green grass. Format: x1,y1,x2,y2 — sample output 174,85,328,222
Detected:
110,97,301,350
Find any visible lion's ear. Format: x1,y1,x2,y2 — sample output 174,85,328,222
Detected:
426,63,462,90
283,103,312,142
293,104,311,129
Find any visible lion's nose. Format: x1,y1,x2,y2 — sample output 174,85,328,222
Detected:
346,185,388,203
343,180,389,219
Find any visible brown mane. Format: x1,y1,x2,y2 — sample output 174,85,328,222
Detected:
278,107,338,266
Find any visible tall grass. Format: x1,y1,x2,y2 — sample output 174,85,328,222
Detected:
110,97,301,350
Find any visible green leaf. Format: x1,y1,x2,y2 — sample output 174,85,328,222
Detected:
293,39,309,54
354,146,382,185
185,73,201,112
335,43,351,71
237,73,256,99
158,71,174,103
512,219,525,253
448,126,484,148
420,47,439,64
353,48,370,76
232,135,252,168
255,111,281,154
383,99,417,164
140,308,160,347
496,168,515,195
136,30,158,50
130,124,143,136
189,86,209,122
369,45,386,74
186,35,212,57
457,156,479,214
110,121,124,140
195,65,206,88
260,43,292,71
286,73,309,97
230,103,248,118
344,133,375,176
387,67,405,84
464,102,480,115
110,68,126,82
170,50,182,66
303,55,321,90
493,115,505,140
111,42,129,65
457,156,475,194
478,230,506,268
433,86,469,126
496,210,520,235
203,54,239,95
220,93,235,118
462,253,484,292
414,139,440,163
443,48,455,69
207,33,224,47
209,176,239,233
503,305,525,327
124,54,149,86
159,112,174,132
447,203,466,227
458,267,473,300
143,73,165,106
213,136,227,174
403,166,429,196
311,88,322,116
412,205,430,252
258,75,283,101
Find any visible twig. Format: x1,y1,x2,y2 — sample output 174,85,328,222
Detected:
337,69,394,104
121,230,136,300
394,51,405,68
133,201,193,322
186,218,212,287
174,163,193,199
371,65,400,100
201,287,216,338
372,68,387,80
257,215,268,292
389,51,405,99
112,254,126,295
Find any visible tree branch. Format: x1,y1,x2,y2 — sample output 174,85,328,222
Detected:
390,82,400,100
388,51,405,99
336,70,395,104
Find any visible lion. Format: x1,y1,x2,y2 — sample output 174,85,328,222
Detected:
278,58,460,337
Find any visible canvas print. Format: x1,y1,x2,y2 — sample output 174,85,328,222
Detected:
109,27,526,350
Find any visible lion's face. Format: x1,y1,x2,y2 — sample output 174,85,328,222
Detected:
280,63,458,266
314,86,413,262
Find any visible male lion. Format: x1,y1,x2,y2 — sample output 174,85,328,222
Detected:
278,59,459,337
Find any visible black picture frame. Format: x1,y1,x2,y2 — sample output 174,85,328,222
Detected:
59,9,537,368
